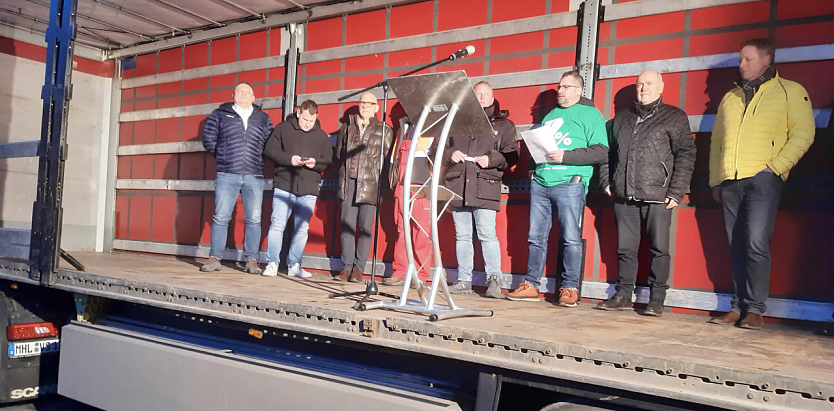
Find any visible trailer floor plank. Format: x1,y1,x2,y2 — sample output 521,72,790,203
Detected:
50,251,834,390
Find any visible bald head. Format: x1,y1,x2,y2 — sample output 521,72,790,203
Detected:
358,92,379,122
636,70,664,105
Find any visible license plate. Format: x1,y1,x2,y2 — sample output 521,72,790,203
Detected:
8,339,60,358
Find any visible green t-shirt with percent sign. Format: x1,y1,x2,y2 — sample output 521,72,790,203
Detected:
533,103,608,192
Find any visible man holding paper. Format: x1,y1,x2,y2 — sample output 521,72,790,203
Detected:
507,71,608,306
443,81,519,298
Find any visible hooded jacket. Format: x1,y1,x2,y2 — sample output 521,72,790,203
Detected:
263,114,333,197
442,99,519,211
202,102,274,176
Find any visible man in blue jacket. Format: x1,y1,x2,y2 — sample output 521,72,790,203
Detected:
201,82,274,274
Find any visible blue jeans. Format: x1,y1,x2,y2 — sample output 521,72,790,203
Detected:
452,207,502,282
210,172,264,261
720,170,784,315
525,180,585,289
267,188,317,266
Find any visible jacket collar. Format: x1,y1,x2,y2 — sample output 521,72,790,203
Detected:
350,113,379,129
218,101,262,114
734,71,781,95
634,96,663,120
483,99,510,122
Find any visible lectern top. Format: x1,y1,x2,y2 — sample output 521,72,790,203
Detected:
386,71,494,138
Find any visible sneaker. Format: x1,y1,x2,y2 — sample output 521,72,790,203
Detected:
506,281,540,301
261,262,278,277
449,280,472,294
287,263,312,278
200,256,221,272
485,277,503,299
244,259,262,275
382,276,404,286
558,288,579,307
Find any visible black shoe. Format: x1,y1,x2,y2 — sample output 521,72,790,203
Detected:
642,299,664,317
595,294,631,310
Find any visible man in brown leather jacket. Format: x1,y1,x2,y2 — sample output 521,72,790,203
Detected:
444,81,519,298
333,92,394,282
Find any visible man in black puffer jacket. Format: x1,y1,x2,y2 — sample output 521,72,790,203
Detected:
597,70,696,316
201,82,274,274
443,81,519,298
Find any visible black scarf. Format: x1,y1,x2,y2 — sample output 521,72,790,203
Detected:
635,96,663,120
741,66,776,106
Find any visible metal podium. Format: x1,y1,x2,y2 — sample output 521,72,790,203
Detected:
359,71,495,321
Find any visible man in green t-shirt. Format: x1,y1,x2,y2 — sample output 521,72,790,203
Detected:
507,71,608,306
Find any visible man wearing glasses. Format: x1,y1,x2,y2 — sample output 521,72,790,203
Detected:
333,92,394,282
507,71,608,306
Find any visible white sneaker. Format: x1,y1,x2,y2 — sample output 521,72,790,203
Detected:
261,262,278,277
287,263,312,278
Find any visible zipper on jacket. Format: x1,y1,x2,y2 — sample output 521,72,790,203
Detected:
733,95,745,180
661,162,669,187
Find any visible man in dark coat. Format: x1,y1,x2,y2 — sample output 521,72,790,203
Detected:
201,82,274,274
597,70,696,316
261,100,333,278
444,81,519,298
333,92,394,282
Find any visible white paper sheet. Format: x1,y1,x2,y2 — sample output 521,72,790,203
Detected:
521,118,564,164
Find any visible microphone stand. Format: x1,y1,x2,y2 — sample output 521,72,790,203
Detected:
328,51,466,308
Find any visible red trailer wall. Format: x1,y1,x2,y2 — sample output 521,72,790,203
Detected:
114,0,834,315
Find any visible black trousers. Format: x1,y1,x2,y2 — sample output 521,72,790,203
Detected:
614,200,673,301
340,178,376,272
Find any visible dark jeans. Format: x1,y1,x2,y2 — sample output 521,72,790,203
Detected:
525,180,585,289
721,170,784,315
614,200,672,301
340,178,377,272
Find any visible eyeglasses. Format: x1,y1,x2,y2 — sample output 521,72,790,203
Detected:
556,85,581,91
359,101,377,107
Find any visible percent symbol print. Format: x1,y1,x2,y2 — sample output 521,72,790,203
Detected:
555,131,571,147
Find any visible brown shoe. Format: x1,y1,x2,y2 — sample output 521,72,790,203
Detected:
348,267,364,282
333,268,350,281
558,288,579,307
709,311,741,325
740,312,763,330
506,281,540,301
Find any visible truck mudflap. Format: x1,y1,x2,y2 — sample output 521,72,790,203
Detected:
58,322,462,411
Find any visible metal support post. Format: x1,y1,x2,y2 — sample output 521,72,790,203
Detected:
283,23,301,119
575,0,604,100
102,59,121,253
29,0,78,283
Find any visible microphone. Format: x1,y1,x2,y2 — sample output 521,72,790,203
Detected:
449,45,475,61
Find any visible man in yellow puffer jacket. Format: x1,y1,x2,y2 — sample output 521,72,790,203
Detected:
708,38,815,330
